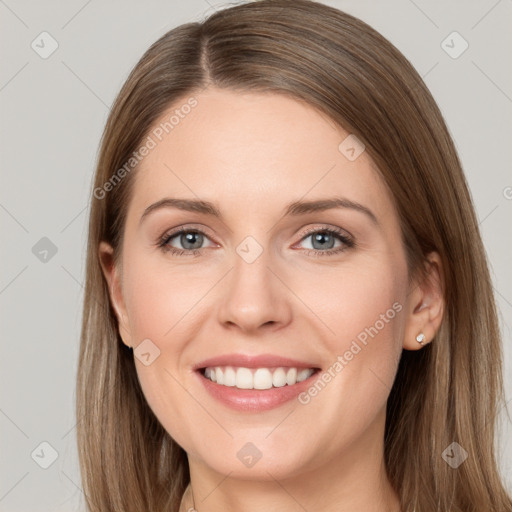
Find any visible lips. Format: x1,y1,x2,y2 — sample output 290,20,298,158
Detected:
193,353,321,411
193,353,320,371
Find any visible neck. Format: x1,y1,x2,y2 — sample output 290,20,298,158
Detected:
180,408,401,512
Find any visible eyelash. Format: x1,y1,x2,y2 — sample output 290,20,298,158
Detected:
157,225,355,258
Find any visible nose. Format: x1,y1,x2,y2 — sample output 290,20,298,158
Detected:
217,245,293,334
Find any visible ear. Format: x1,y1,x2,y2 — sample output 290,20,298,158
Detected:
403,251,445,350
98,241,133,349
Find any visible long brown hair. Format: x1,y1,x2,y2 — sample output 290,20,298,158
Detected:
76,1,512,510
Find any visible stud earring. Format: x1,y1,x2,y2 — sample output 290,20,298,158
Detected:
416,333,426,345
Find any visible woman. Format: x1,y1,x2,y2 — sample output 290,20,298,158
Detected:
76,1,512,511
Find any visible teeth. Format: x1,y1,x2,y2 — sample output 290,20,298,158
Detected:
236,367,253,389
286,367,297,385
202,366,315,389
272,368,287,387
297,368,313,382
254,368,272,390
224,366,236,387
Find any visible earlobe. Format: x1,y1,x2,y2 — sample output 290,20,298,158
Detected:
403,251,445,351
98,241,132,349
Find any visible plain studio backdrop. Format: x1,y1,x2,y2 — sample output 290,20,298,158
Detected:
0,0,511,510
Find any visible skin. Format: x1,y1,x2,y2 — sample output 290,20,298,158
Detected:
100,87,444,512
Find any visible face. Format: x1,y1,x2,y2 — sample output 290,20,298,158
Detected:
100,87,430,482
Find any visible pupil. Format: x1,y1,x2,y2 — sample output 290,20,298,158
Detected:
183,232,202,249
313,233,334,250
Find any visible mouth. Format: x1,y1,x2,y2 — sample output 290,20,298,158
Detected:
201,366,318,389
193,354,322,411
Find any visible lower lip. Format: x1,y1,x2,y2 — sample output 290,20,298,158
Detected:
196,370,320,412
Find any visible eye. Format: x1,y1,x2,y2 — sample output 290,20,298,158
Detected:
295,227,355,257
158,227,215,257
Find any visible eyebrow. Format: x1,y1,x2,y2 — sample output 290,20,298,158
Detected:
140,197,379,226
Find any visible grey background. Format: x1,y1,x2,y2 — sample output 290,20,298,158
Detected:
1,0,511,510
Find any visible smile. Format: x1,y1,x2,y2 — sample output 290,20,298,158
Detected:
193,354,321,412
203,366,315,389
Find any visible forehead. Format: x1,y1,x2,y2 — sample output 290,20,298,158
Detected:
127,88,394,225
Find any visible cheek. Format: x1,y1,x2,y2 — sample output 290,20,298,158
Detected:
304,258,405,349
285,262,405,457
297,257,406,406
121,252,201,448
122,252,205,344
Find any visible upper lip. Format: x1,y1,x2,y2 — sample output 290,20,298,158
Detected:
193,353,321,370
